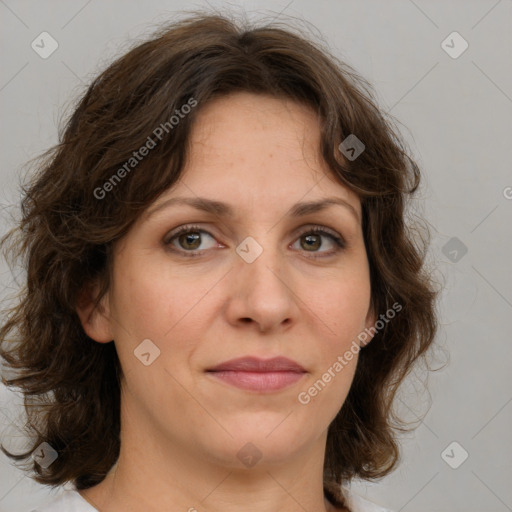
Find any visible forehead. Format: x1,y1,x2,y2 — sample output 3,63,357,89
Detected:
190,91,320,152
173,92,360,216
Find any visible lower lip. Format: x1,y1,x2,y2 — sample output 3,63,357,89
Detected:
207,371,305,392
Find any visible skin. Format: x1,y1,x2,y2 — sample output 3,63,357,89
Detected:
77,91,376,512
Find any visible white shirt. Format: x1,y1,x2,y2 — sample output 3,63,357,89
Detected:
29,486,393,512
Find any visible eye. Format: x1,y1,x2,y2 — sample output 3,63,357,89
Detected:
290,226,345,258
164,224,346,258
164,224,220,256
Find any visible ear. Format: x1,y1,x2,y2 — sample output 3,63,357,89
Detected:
360,303,377,347
75,280,113,343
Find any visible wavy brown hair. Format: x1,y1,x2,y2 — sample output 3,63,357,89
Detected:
0,11,438,508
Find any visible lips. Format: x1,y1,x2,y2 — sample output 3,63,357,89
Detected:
206,356,306,392
207,356,306,373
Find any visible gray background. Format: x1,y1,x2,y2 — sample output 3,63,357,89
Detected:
0,1,511,511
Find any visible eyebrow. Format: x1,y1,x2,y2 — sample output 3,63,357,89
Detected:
145,196,360,223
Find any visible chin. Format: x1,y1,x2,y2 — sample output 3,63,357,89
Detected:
195,421,314,469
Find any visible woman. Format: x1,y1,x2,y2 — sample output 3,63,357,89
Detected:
0,12,438,512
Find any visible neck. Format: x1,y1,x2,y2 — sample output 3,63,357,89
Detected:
79,433,348,512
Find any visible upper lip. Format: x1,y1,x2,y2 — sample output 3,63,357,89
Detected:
207,356,306,373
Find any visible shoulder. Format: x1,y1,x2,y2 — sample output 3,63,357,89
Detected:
28,488,98,512
342,487,394,512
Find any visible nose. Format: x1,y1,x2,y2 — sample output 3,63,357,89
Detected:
224,238,299,333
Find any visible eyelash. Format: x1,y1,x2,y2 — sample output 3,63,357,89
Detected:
164,224,346,259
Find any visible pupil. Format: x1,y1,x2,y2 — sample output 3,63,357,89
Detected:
181,232,200,250
303,234,320,251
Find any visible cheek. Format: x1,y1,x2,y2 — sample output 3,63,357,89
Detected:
306,273,372,347
108,261,210,399
297,272,371,414
296,333,359,421
109,257,214,342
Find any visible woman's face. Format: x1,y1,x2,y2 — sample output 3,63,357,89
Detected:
87,91,375,470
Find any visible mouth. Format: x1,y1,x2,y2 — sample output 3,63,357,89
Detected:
205,356,307,392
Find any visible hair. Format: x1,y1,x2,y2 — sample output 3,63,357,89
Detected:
0,11,438,508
